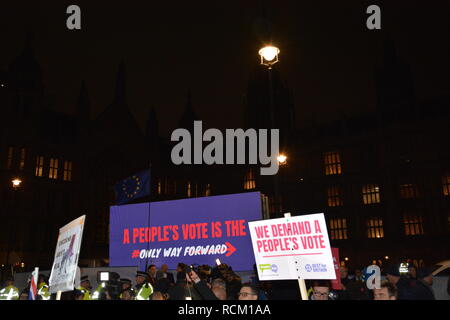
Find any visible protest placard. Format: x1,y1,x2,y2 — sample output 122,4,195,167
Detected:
110,192,262,271
49,215,86,294
248,213,336,281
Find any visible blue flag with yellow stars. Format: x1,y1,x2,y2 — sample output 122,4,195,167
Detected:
114,170,150,205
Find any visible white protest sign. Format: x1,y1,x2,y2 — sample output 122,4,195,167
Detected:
248,213,335,281
49,215,86,293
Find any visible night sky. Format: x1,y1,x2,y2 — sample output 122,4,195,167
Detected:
1,1,449,135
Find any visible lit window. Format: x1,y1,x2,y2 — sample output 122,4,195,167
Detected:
63,161,73,181
6,147,13,169
329,218,348,240
442,174,450,196
49,158,59,179
400,184,419,199
187,181,192,198
403,215,424,236
205,184,212,197
367,218,384,239
362,184,381,204
157,179,162,195
35,156,44,177
244,169,256,190
327,186,343,207
324,152,342,176
19,148,26,170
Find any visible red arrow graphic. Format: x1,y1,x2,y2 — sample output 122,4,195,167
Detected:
225,242,236,257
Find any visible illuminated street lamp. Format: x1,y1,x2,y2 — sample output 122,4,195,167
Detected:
12,178,22,189
259,45,280,69
258,45,281,217
7,178,22,269
277,154,287,165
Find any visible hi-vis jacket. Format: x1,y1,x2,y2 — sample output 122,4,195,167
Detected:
38,282,51,300
90,283,106,300
0,285,19,300
76,286,91,300
135,282,153,300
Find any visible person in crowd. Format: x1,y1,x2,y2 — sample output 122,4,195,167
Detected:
211,278,228,299
119,288,135,300
147,264,157,286
344,278,370,300
73,289,85,300
186,268,218,300
199,265,212,283
212,286,227,300
373,280,397,300
310,280,332,300
75,275,91,300
354,269,363,281
333,266,352,300
238,284,259,300
340,266,352,289
120,278,132,291
154,270,171,294
211,278,226,290
168,270,201,300
37,274,51,300
118,278,134,299
384,264,416,300
160,264,174,284
414,267,435,300
19,290,29,300
150,291,167,300
0,277,19,300
176,263,187,282
408,264,418,280
224,271,242,300
135,270,153,300
250,264,269,300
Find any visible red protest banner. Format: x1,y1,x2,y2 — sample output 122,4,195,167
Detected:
331,247,342,290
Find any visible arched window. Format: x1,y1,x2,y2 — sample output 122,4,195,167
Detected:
244,169,256,190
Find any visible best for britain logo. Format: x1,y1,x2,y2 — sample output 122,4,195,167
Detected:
305,264,327,272
259,264,278,274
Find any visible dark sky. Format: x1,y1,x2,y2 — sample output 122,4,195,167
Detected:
1,1,449,136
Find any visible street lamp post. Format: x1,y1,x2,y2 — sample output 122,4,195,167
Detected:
5,179,22,272
259,45,282,217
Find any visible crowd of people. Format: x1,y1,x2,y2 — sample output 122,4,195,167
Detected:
1,262,448,300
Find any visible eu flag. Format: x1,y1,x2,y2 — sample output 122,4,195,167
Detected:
114,170,150,205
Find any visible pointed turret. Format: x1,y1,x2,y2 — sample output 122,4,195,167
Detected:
8,33,43,92
178,90,199,130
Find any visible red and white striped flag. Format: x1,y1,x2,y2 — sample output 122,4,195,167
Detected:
29,267,39,300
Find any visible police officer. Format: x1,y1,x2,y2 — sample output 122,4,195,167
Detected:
0,277,19,300
91,281,106,300
119,278,135,299
37,274,51,300
76,275,92,300
135,271,153,300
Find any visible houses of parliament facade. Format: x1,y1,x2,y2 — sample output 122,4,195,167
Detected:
0,37,449,273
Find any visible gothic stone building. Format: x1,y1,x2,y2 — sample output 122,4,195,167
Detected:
0,39,449,274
